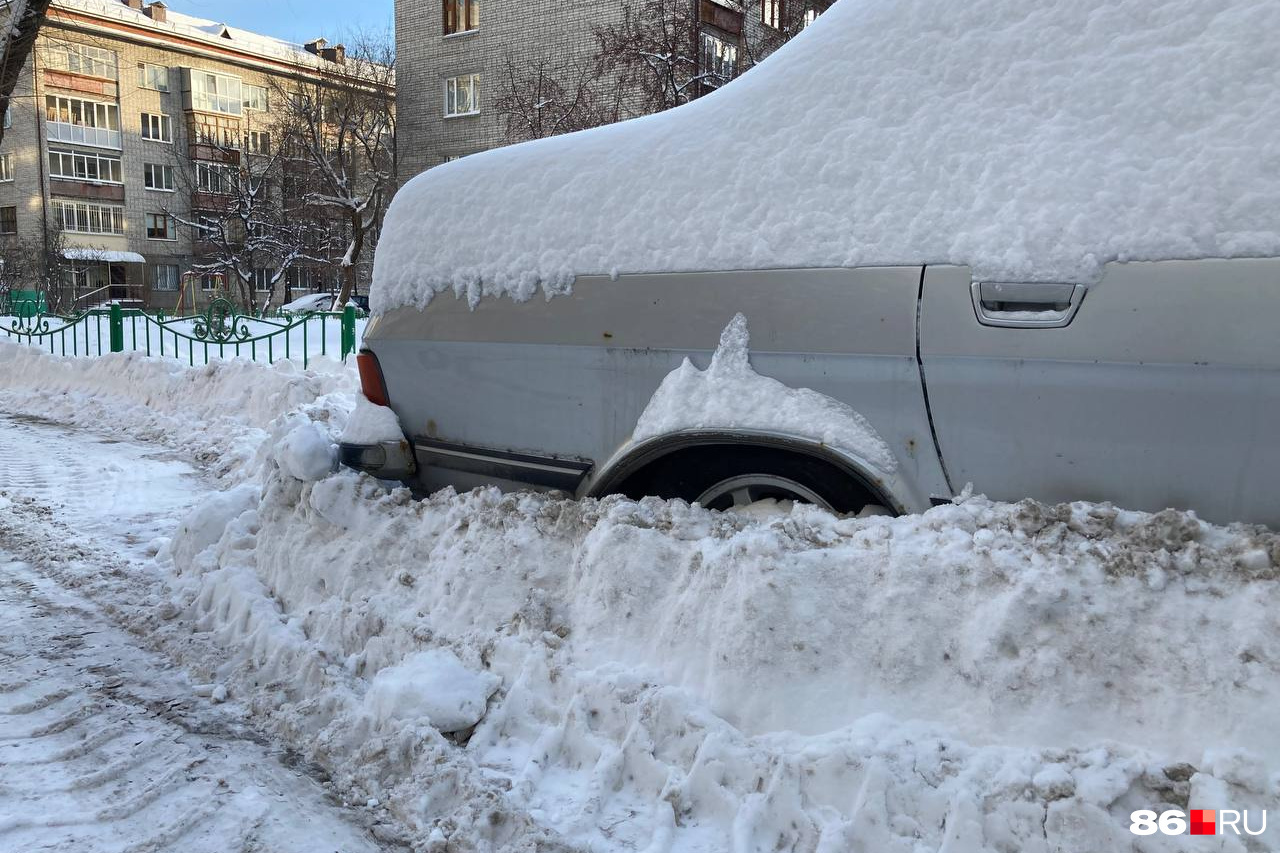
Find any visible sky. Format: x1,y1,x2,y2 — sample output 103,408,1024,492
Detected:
158,0,394,45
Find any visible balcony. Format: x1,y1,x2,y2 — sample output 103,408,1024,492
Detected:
49,178,126,203
46,121,121,149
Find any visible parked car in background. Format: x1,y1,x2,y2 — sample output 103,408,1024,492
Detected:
281,293,334,315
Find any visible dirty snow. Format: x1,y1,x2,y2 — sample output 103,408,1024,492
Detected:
2,339,1278,852
375,0,1280,311
634,314,897,471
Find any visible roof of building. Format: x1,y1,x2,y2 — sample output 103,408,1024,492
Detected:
54,0,352,72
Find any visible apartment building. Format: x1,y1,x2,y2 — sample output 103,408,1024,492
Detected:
395,0,831,181
0,0,382,311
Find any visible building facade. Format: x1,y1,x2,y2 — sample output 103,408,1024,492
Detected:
395,0,831,182
0,0,384,311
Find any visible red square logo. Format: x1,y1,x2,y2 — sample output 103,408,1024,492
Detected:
1190,810,1216,836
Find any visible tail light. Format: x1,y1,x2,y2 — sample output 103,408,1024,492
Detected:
357,350,391,407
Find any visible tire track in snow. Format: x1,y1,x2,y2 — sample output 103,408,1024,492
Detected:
0,414,395,853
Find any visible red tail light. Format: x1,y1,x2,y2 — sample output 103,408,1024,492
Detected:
356,350,390,407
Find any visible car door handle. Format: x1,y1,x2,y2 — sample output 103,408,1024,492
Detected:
970,281,1085,328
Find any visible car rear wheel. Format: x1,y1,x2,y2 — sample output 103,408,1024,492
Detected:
613,444,891,516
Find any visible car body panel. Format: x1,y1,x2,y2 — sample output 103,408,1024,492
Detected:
364,266,949,511
920,259,1280,526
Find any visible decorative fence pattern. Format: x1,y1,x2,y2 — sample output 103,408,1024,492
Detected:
2,298,361,368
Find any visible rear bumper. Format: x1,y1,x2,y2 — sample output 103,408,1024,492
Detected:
338,439,418,480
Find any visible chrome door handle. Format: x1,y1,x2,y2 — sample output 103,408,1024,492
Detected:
971,281,1085,329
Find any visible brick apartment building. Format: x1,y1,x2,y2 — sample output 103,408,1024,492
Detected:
0,0,388,311
395,0,832,181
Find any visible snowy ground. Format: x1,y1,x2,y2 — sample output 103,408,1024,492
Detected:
0,341,1277,852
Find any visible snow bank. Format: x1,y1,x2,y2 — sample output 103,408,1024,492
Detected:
0,341,354,481
374,0,1280,311
339,393,405,445
170,435,1280,850
635,314,896,471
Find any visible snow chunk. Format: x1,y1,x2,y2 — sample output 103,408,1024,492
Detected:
339,394,404,445
634,314,896,471
364,649,499,733
276,421,335,481
374,0,1280,312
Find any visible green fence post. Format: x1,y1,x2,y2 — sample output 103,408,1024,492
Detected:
108,303,124,353
341,304,355,361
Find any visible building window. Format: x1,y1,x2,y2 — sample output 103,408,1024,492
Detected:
0,154,12,182
199,273,221,291
444,74,480,117
144,162,175,191
137,62,170,91
246,130,270,154
145,213,177,240
699,32,739,83
286,267,328,291
52,200,125,235
45,42,117,80
196,162,235,194
3,106,9,129
141,112,172,143
244,84,268,112
48,148,123,184
762,0,783,28
45,96,121,148
191,113,239,148
191,71,243,115
0,207,15,234
443,0,479,35
252,268,271,292
803,7,818,26
153,263,180,291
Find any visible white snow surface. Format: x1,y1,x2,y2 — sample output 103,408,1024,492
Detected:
374,0,1280,312
3,340,1279,851
340,393,406,445
365,649,500,733
635,314,896,472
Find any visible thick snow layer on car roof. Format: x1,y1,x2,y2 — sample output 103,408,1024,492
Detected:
373,0,1280,313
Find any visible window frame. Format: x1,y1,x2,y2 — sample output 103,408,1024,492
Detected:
442,0,480,36
137,62,170,92
52,200,125,235
761,0,783,28
141,112,173,143
0,153,12,183
443,73,481,117
153,263,180,291
246,129,270,155
699,31,739,83
48,148,123,184
243,84,269,112
0,206,16,234
143,162,175,192
145,212,178,241
191,70,244,116
46,42,118,80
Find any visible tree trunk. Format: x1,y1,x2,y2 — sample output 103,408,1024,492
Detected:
0,0,53,149
333,210,365,309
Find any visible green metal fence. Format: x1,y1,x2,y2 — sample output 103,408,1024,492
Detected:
2,298,360,368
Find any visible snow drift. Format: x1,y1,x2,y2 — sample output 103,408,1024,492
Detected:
374,0,1280,311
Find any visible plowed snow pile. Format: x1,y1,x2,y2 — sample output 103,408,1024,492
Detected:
375,0,1280,309
4,342,1276,851
169,415,1280,851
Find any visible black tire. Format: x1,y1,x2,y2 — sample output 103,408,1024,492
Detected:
614,444,887,515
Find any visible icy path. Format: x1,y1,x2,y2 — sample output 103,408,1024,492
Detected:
0,414,390,853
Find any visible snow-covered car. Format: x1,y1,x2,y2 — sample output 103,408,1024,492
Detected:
280,293,334,314
346,0,1280,527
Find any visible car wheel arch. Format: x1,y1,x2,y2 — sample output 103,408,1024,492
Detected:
586,430,904,515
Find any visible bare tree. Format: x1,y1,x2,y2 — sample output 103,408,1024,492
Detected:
169,139,328,314
272,30,394,309
593,0,835,116
0,0,53,147
493,52,621,144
